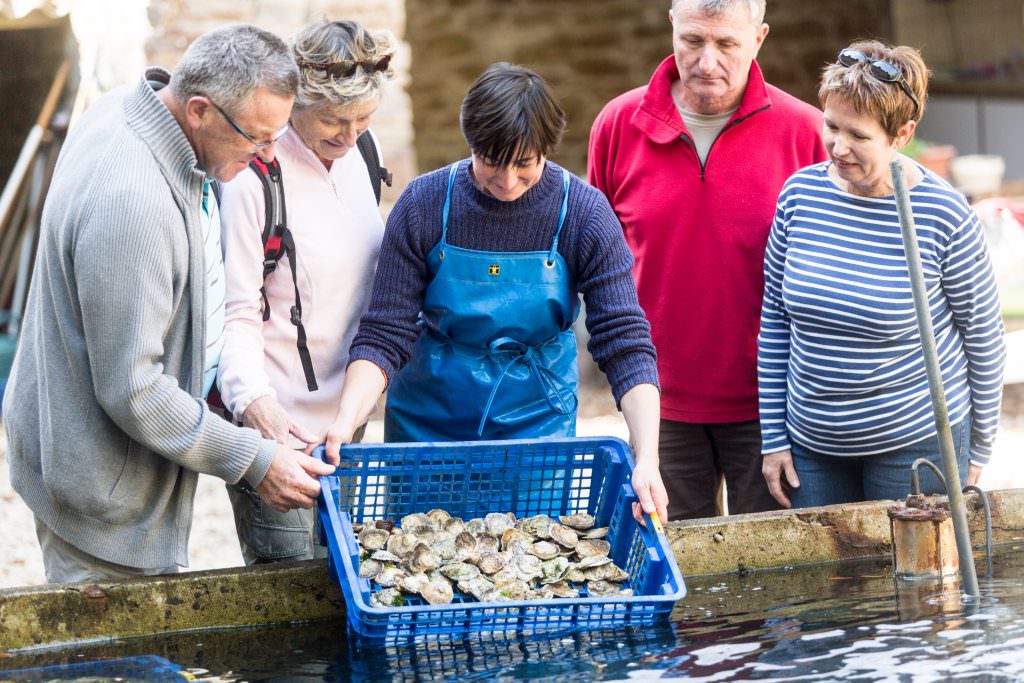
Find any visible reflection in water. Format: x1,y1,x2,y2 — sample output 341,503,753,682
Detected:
6,547,1024,681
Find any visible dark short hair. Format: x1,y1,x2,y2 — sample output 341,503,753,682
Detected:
459,63,566,166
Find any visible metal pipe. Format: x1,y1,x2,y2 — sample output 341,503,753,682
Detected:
890,158,979,597
910,457,947,496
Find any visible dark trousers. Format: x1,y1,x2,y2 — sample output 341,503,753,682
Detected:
659,418,781,520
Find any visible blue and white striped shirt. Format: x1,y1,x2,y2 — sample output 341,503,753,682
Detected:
758,161,1005,465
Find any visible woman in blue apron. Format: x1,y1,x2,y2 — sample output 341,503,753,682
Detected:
323,63,667,524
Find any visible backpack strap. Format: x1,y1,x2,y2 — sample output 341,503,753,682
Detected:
247,157,318,392
356,130,392,205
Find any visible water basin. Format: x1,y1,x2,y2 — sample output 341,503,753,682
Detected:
4,546,1024,681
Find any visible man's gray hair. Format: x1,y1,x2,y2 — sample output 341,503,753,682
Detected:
171,24,299,114
672,0,766,25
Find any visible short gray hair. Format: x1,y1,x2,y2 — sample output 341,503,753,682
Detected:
293,20,396,110
171,24,299,115
672,0,766,25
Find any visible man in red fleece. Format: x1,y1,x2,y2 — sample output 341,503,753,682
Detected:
588,0,826,520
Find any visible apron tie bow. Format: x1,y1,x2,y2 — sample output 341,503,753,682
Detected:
477,336,578,437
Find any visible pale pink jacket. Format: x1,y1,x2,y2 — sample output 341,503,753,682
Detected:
217,127,385,434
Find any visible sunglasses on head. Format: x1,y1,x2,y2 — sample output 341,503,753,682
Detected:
837,48,921,120
298,54,392,80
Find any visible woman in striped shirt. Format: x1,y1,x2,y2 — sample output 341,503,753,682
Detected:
758,41,1005,508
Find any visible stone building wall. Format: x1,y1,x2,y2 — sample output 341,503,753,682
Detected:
405,0,893,177
146,0,416,205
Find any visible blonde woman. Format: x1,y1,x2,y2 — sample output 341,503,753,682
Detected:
217,20,395,563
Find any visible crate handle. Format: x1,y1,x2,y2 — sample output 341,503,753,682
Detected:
623,482,662,556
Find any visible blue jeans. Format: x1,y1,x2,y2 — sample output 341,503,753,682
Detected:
788,416,970,508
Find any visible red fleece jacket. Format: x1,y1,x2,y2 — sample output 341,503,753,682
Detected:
589,57,826,423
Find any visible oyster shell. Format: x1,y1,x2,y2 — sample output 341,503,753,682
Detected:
485,512,515,537
444,517,466,535
409,543,439,573
421,579,455,605
529,540,560,560
359,558,383,579
358,527,390,551
575,539,611,559
475,534,500,555
576,555,613,570
520,514,554,539
370,587,405,607
433,535,458,562
565,566,586,583
477,551,507,575
587,579,628,597
427,509,452,526
586,562,630,583
501,528,530,551
376,565,406,588
369,549,403,564
458,576,496,601
464,517,487,534
454,531,478,561
398,572,430,595
582,526,609,540
494,578,533,601
548,523,579,549
400,513,431,530
559,513,595,530
540,581,578,599
510,553,543,581
540,556,570,584
440,562,481,582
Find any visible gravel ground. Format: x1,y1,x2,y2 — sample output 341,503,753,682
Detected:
2,407,1022,590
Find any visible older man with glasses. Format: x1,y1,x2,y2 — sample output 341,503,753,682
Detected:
2,24,334,584
588,0,827,520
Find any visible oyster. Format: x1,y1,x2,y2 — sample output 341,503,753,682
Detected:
475,534,500,555
520,514,554,539
586,562,630,583
358,527,390,551
409,543,439,573
477,551,507,575
444,517,466,534
540,581,578,599
494,578,533,601
576,555,613,570
433,535,458,562
464,517,487,534
359,558,383,580
370,549,402,563
587,580,628,597
427,509,452,526
398,572,430,595
548,523,579,549
575,539,611,559
501,527,530,551
485,512,515,537
387,531,418,559
400,513,431,530
421,579,455,605
375,519,397,532
510,553,543,581
529,540,560,560
540,556,570,584
565,565,586,583
370,587,405,607
459,576,496,601
376,565,406,588
454,531,478,561
505,539,532,556
440,562,481,582
582,527,609,540
559,513,595,530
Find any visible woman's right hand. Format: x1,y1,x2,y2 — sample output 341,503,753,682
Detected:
762,449,800,508
322,411,360,466
242,395,318,446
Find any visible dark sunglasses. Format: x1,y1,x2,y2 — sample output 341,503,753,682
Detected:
298,54,392,80
837,48,921,120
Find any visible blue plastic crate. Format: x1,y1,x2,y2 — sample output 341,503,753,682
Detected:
315,437,686,643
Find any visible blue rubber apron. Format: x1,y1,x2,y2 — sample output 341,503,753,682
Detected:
384,162,579,442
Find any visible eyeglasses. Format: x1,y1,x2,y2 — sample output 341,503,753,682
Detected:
298,54,392,80
210,100,289,150
837,48,921,120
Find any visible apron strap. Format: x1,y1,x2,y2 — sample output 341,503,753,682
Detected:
439,162,460,259
477,335,578,437
547,169,571,266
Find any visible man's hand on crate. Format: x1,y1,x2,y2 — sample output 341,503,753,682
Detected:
257,446,336,512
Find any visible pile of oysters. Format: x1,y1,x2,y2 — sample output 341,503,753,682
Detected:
352,510,634,608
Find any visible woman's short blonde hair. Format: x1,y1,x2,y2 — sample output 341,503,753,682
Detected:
292,19,396,110
818,40,930,139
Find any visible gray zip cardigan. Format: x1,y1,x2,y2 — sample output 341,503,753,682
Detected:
3,69,277,569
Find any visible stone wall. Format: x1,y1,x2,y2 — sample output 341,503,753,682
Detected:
146,0,416,205
405,0,893,177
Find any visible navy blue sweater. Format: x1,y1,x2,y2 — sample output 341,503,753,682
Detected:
348,159,658,403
